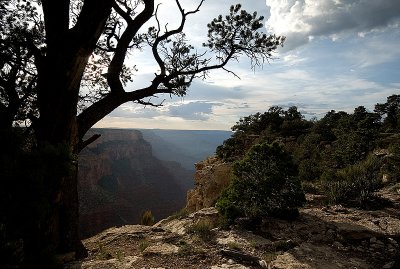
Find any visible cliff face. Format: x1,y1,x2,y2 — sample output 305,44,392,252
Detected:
186,156,232,212
78,129,189,238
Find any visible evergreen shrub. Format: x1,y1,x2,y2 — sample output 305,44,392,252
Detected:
216,142,305,225
322,154,382,208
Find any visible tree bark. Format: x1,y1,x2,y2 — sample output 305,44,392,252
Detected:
25,1,114,263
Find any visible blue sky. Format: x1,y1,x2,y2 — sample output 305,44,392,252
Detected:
94,0,400,130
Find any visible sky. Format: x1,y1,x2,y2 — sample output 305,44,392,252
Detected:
94,0,400,131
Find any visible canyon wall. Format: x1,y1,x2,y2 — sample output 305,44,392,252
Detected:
78,129,190,238
186,156,232,213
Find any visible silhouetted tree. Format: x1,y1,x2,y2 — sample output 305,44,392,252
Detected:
0,1,284,265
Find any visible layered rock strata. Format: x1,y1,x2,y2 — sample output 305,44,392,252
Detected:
186,156,232,212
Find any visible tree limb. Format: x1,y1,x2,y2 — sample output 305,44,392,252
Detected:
106,0,154,93
151,0,205,76
78,133,101,153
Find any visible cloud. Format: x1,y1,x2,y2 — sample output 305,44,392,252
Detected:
94,1,399,131
109,105,163,119
186,81,247,101
168,101,222,120
265,0,400,50
283,54,308,66
108,100,222,121
341,31,400,67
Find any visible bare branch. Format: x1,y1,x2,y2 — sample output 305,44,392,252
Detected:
135,98,165,107
151,0,205,76
78,133,101,153
222,67,240,79
112,1,133,23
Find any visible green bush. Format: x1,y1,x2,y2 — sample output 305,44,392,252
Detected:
322,154,382,207
138,239,150,252
186,219,215,242
169,208,189,220
140,210,155,226
216,142,305,225
385,141,400,182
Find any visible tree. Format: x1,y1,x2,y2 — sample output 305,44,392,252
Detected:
0,0,284,265
375,94,400,132
217,142,305,225
280,106,312,137
0,0,41,129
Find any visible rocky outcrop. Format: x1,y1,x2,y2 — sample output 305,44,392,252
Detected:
65,184,400,269
78,129,190,238
71,128,400,269
186,156,232,212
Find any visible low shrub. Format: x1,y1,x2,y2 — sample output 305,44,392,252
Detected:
227,241,242,250
169,208,189,220
322,154,382,208
216,142,305,226
186,219,215,242
138,239,150,252
177,241,192,256
140,210,155,226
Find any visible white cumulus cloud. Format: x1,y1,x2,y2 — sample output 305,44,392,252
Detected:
265,0,400,50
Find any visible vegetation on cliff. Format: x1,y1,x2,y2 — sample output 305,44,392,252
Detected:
217,142,305,225
216,94,400,223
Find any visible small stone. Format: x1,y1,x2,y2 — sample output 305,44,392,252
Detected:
259,260,268,269
383,261,395,269
370,237,377,244
227,259,234,265
388,238,398,247
332,241,343,249
142,243,179,255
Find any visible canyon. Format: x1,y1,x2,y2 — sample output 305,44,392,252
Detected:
78,128,231,238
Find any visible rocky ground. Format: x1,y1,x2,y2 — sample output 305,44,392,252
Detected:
65,183,400,269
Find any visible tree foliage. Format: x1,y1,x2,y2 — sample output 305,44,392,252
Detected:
217,142,305,225
216,106,311,161
375,94,400,132
322,154,382,208
0,0,43,128
216,95,400,215
1,1,284,144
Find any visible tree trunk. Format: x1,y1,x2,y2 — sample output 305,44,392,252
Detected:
23,129,86,266
25,52,88,265
16,1,115,265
